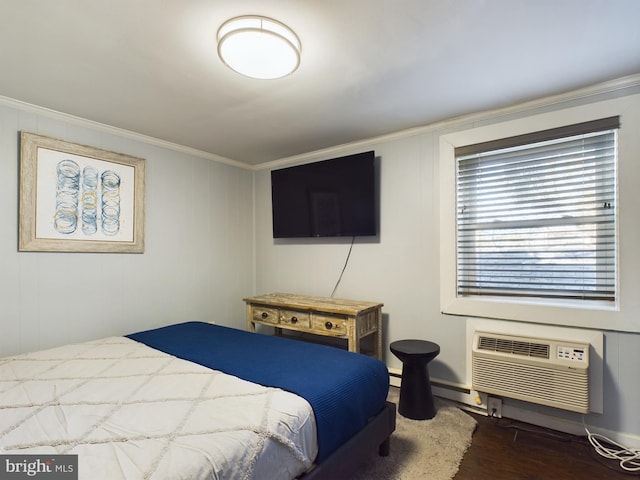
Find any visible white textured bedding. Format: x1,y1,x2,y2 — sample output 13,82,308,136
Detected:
0,337,318,480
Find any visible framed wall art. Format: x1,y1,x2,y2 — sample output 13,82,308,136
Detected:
19,132,145,253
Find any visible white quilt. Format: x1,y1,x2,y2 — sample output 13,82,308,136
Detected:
0,337,318,480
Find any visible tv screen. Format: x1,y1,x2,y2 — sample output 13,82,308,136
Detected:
271,151,377,238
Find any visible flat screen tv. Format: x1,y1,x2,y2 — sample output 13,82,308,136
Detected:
271,151,377,238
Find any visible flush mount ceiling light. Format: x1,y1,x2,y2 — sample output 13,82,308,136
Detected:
217,15,301,80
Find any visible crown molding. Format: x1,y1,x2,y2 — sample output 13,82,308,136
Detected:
2,73,639,173
257,73,640,171
0,95,250,170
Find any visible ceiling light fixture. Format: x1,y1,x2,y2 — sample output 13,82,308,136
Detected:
216,15,301,80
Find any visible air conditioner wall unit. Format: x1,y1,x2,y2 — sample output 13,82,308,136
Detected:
471,331,590,413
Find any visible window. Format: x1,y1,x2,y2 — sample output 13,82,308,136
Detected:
455,117,619,302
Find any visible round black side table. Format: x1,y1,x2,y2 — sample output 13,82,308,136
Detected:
390,339,440,420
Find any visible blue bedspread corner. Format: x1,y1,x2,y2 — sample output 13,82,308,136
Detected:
127,321,389,463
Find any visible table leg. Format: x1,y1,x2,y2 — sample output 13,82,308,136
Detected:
398,362,436,420
375,307,383,360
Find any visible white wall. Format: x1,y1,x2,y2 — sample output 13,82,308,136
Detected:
253,78,640,446
0,100,254,356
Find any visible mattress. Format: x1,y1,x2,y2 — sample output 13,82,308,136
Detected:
0,336,317,479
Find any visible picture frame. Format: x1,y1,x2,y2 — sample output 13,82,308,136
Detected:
19,132,145,253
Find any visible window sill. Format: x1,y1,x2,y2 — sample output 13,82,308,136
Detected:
441,294,620,331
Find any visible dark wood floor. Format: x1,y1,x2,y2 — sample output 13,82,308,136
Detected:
455,412,639,480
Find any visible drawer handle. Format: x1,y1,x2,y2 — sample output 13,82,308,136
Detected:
261,312,268,319
325,321,333,330
291,316,298,324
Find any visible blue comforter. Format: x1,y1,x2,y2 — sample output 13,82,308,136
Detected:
127,322,389,462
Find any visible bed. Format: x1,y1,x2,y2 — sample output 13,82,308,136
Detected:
0,321,395,479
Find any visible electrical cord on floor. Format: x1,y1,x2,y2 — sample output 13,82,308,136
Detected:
584,420,640,473
330,236,355,297
489,413,640,475
493,417,574,443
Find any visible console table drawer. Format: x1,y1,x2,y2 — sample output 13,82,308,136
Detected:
279,309,310,328
252,306,279,325
311,314,347,336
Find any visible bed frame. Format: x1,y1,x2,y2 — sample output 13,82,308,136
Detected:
300,400,396,479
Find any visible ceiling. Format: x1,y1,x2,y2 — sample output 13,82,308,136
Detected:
1,1,639,166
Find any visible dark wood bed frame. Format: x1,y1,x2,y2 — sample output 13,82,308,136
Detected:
300,400,396,479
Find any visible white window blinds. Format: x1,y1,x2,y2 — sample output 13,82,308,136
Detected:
455,117,619,301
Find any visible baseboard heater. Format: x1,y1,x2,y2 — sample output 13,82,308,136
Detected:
471,331,590,413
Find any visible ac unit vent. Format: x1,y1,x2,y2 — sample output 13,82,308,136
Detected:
472,331,590,413
477,335,550,359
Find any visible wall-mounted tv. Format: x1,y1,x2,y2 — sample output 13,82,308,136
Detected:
271,151,377,238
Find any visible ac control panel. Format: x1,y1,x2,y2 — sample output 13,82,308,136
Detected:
557,346,587,363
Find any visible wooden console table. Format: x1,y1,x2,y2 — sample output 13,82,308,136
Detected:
243,293,384,360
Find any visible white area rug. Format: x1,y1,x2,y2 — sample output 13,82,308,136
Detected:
352,387,477,480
